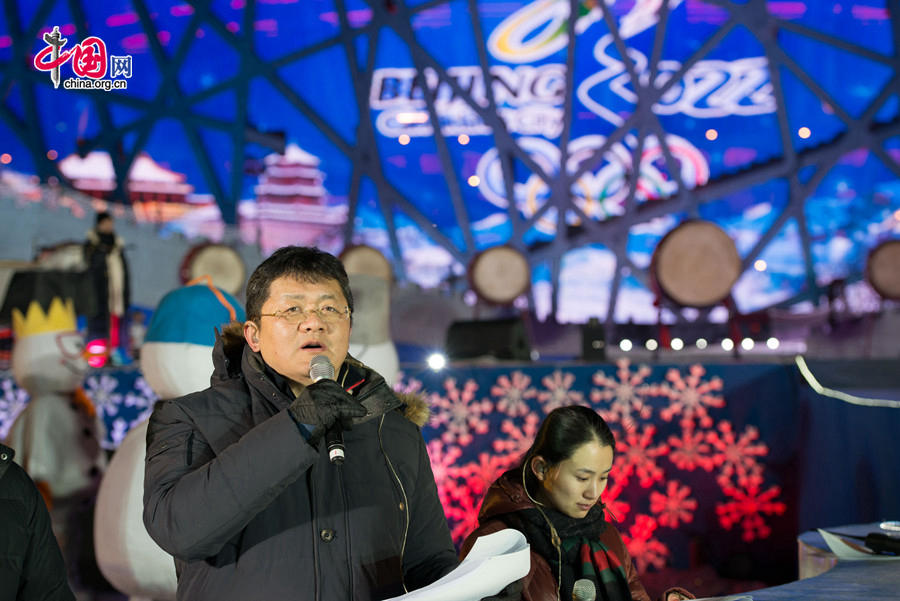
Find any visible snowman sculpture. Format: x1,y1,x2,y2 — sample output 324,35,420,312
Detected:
4,289,106,594
341,245,399,386
93,281,244,600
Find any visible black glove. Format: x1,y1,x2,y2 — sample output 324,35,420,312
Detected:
479,578,524,601
288,379,367,445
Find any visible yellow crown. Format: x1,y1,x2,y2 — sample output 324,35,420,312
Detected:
11,298,77,337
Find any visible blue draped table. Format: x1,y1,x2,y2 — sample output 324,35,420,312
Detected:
697,560,900,600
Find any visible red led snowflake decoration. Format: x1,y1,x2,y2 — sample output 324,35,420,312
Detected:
667,424,716,472
429,377,492,446
601,476,631,523
707,421,768,488
491,371,538,417
444,478,484,543
650,481,697,528
427,439,463,506
492,413,540,469
615,424,669,488
393,372,425,396
659,364,725,428
537,370,585,413
457,452,510,498
591,359,659,430
623,514,669,573
717,481,787,542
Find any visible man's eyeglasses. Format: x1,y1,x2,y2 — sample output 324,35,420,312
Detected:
259,304,351,324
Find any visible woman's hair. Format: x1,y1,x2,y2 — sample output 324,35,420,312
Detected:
518,405,616,496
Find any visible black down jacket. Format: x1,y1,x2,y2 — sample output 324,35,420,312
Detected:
0,444,75,601
142,324,458,600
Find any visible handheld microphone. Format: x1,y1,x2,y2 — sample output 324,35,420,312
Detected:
309,355,345,465
572,579,596,601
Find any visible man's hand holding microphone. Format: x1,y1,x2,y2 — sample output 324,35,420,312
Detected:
288,355,366,464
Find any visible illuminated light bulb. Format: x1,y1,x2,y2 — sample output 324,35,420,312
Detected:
426,353,447,371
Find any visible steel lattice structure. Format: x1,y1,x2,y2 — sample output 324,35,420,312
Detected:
1,0,899,329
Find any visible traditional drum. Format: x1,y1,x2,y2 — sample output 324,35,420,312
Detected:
866,239,900,300
651,220,741,307
339,245,398,385
179,243,246,297
469,245,531,305
340,244,393,280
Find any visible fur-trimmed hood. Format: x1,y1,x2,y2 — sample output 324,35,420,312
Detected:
210,320,430,427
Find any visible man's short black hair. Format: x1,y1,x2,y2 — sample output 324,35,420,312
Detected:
95,211,113,226
245,246,353,322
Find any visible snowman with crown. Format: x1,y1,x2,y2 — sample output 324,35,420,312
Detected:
3,278,107,596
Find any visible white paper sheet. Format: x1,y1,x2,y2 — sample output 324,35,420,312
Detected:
382,529,531,601
818,529,900,561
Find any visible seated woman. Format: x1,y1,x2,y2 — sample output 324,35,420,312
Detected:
460,405,692,601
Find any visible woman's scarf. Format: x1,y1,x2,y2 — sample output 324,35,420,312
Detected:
503,503,632,601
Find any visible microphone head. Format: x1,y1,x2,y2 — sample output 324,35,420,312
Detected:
572,579,596,601
309,355,335,382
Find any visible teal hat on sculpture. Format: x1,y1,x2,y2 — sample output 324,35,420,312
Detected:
145,281,245,346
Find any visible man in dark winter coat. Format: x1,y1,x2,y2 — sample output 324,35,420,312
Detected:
83,211,130,363
0,443,75,601
142,246,460,600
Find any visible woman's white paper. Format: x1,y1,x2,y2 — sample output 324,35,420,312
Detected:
382,529,531,601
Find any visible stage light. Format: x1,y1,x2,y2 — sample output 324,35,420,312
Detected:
766,337,780,350
721,338,734,351
0,153,11,164
619,339,632,352
46,149,58,160
86,339,108,368
398,134,410,145
426,352,447,371
458,134,470,145
467,175,480,187
798,126,811,139
741,337,754,350
671,337,684,350
645,339,658,351
696,338,708,349
705,129,718,141
754,259,767,271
